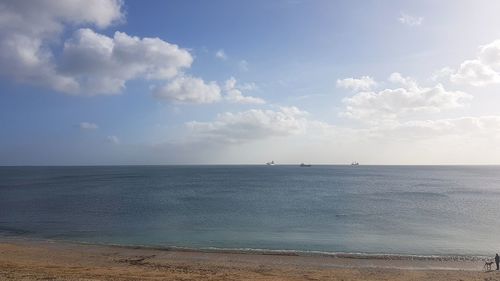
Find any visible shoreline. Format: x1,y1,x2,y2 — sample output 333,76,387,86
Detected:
1,235,490,263
48,242,495,263
0,237,497,280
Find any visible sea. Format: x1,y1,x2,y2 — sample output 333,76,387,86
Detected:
1,165,500,258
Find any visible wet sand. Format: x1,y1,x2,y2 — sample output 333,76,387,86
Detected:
0,238,499,280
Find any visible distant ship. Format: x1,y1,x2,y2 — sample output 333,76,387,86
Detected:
351,162,359,166
300,163,311,167
266,161,275,166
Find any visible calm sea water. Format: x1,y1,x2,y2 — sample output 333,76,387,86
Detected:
1,165,500,257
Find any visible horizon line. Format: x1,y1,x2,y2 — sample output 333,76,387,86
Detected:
2,164,500,167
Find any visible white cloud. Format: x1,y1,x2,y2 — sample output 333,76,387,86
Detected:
215,49,227,60
153,76,221,104
398,12,423,26
478,39,500,67
223,77,265,104
154,76,264,105
387,72,418,88
0,0,123,93
342,74,471,121
186,107,309,144
336,76,376,91
450,60,500,86
106,135,120,144
79,122,98,130
0,0,123,35
0,0,194,96
444,39,500,86
60,28,193,95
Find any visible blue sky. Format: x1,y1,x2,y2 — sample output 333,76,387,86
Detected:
2,0,500,165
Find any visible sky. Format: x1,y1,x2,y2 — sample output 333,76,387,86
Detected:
2,0,500,165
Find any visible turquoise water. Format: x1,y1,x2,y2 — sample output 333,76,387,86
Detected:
1,165,500,257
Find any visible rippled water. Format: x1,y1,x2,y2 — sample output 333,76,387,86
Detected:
1,165,500,256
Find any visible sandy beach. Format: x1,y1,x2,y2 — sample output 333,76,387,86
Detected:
0,238,498,281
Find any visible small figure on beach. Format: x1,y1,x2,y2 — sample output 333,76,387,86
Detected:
495,253,499,270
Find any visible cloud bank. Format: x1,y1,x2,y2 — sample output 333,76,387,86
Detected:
186,107,310,144
341,73,471,121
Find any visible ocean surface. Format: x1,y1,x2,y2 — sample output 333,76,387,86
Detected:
1,165,500,257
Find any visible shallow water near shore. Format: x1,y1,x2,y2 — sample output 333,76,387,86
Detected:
1,165,500,258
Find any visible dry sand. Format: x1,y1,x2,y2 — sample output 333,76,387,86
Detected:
0,238,499,280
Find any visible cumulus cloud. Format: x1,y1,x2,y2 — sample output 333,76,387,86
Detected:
387,72,418,88
153,76,221,104
342,73,471,121
215,49,227,60
0,0,195,96
79,122,98,130
153,76,264,105
443,39,500,86
186,107,309,144
478,39,500,67
398,12,423,26
223,77,265,104
0,0,122,93
450,60,500,86
0,0,123,36
59,29,193,95
336,76,376,91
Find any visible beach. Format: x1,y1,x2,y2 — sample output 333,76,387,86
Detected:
2,0,499,278
0,238,497,281
2,166,500,280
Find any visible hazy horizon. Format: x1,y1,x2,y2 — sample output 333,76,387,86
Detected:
2,163,500,167
2,0,500,165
